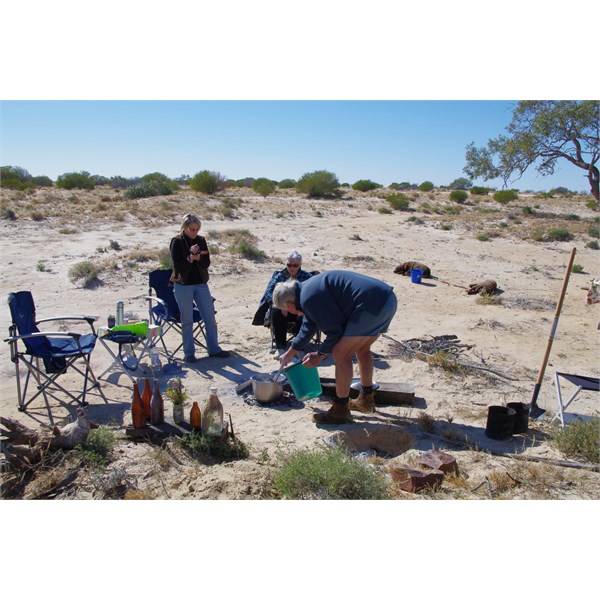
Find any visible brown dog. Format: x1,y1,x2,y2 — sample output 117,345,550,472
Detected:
467,279,497,295
394,261,431,278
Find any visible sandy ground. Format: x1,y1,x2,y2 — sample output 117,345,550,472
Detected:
1,186,599,501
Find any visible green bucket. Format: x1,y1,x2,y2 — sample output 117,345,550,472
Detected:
284,362,322,401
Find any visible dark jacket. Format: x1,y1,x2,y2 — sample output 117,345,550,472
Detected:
291,270,394,354
170,234,210,285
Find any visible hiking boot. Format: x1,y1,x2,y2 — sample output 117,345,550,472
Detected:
313,402,353,425
349,390,375,413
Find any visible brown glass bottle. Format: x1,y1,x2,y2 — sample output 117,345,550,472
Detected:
190,401,201,430
131,382,146,429
141,377,152,420
151,380,164,425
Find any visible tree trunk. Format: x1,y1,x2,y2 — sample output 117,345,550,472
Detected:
588,164,599,209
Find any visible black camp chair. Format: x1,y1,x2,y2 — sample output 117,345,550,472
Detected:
551,371,600,428
146,269,210,361
5,291,106,412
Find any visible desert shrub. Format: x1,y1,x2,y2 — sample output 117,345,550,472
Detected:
1,207,16,220
549,186,574,196
386,192,410,211
586,240,599,250
449,190,468,203
390,181,415,190
76,426,117,468
31,175,53,187
352,179,382,192
277,178,296,188
493,189,518,204
585,198,597,210
571,264,584,273
476,232,490,241
228,238,266,260
141,172,179,191
550,418,599,463
252,177,276,197
272,446,390,499
470,186,489,196
68,261,100,287
110,175,141,189
190,170,227,195
125,181,173,199
178,432,249,460
588,225,600,238
1,165,32,187
56,171,95,190
295,170,340,198
522,205,535,215
546,227,573,241
418,180,434,192
377,206,392,214
30,211,44,221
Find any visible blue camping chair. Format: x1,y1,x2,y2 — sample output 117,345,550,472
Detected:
146,269,210,361
5,291,106,412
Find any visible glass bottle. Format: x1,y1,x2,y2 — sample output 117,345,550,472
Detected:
141,377,152,420
151,380,164,425
131,382,146,429
201,387,223,436
190,401,201,431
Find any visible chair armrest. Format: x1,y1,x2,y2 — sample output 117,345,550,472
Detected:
4,330,83,343
145,295,167,308
36,315,98,333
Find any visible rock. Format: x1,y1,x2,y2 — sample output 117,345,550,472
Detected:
418,450,459,475
388,464,445,493
323,426,413,457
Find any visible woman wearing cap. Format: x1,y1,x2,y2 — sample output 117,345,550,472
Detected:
170,213,229,362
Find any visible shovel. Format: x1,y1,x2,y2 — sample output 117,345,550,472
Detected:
529,247,576,420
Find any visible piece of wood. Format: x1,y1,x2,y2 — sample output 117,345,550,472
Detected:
319,378,415,405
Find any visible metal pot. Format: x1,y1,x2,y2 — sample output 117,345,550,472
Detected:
251,373,283,403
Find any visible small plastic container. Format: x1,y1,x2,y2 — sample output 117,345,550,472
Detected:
410,269,423,284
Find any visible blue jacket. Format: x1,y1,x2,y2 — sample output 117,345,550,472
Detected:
292,270,394,354
262,268,313,304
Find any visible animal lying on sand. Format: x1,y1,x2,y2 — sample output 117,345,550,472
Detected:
394,261,431,278
467,279,497,295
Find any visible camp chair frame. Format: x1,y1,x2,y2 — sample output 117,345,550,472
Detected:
551,371,600,428
5,291,106,412
146,269,210,361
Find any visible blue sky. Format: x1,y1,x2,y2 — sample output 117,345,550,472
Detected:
0,100,592,192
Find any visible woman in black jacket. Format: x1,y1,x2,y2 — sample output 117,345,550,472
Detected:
170,213,229,362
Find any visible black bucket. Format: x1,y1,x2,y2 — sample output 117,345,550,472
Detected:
507,402,529,434
485,405,516,440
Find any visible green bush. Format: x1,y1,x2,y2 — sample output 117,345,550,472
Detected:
588,225,600,238
190,170,227,194
76,426,116,467
546,227,573,241
141,172,179,191
493,189,518,204
449,190,468,203
448,177,472,190
470,186,489,196
352,179,382,192
586,240,599,250
389,181,414,190
68,261,100,287
272,446,390,499
31,175,54,187
1,165,32,184
571,264,584,273
277,178,296,189
550,418,599,463
124,181,174,199
56,171,95,190
252,177,276,197
386,192,410,211
229,239,266,260
295,170,340,198
418,180,434,192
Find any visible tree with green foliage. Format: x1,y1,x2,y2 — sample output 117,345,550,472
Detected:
277,178,296,188
464,101,600,208
418,180,434,191
448,177,472,190
56,171,95,190
190,170,227,195
295,170,340,198
252,177,276,197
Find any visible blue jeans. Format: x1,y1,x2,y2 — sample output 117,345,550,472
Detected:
173,283,222,357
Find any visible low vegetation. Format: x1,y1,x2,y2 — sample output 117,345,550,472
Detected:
550,418,599,464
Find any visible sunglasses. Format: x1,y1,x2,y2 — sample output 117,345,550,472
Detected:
287,263,300,268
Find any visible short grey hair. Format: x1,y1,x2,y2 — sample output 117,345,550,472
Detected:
180,213,201,233
273,279,298,310
287,250,302,263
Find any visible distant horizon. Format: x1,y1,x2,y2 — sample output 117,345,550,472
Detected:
1,100,593,195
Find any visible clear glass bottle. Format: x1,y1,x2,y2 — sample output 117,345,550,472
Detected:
201,387,223,436
151,380,164,425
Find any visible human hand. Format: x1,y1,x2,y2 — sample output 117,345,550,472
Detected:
301,352,322,368
190,244,200,254
279,347,297,367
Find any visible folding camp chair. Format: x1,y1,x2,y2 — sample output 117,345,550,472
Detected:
5,291,106,412
551,371,600,428
146,269,209,361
